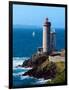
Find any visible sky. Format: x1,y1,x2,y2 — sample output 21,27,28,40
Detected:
13,4,65,28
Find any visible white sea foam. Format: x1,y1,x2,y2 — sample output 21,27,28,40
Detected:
35,79,51,84
13,57,30,68
20,75,30,80
20,75,51,85
13,57,51,85
13,66,32,70
13,72,25,76
32,78,51,85
13,57,29,60
13,67,32,76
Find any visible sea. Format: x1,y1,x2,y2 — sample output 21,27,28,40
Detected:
13,26,65,88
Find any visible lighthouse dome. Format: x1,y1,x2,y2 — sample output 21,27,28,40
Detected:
43,18,51,27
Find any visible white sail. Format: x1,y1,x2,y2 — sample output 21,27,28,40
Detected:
32,32,35,37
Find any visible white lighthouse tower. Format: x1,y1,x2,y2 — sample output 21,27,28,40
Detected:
43,18,51,53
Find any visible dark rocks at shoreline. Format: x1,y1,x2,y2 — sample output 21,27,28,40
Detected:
16,53,57,79
16,50,65,82
23,61,57,80
22,55,48,68
22,58,33,67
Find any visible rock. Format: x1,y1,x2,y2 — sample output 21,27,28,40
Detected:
21,53,57,79
22,54,48,68
22,59,33,67
16,65,22,68
23,61,57,79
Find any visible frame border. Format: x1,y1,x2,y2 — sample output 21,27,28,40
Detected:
9,1,67,89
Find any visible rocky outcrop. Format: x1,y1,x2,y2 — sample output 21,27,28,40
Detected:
16,51,65,81
22,59,33,67
23,61,57,79
22,55,48,68
17,53,57,79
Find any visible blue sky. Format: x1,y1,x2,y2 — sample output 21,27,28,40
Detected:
13,4,65,28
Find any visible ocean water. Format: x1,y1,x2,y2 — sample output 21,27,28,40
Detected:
13,58,50,88
13,26,65,87
13,27,65,57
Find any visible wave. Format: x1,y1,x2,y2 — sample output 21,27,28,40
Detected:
13,67,32,70
13,67,32,76
13,57,51,86
33,78,51,85
13,57,30,60
20,75,51,85
13,57,30,68
13,72,25,76
20,75,31,80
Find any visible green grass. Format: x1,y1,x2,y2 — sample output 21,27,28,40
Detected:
55,61,65,73
47,61,65,84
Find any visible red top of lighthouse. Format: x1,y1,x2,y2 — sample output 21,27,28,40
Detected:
44,18,51,27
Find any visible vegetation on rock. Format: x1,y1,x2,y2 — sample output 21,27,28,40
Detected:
23,57,57,79
47,61,65,84
22,54,65,84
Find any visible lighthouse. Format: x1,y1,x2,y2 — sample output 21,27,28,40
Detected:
50,29,56,52
43,18,51,53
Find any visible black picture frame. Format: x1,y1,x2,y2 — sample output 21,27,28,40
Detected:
9,1,67,89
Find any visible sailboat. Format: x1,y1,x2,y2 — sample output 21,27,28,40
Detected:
32,32,35,37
